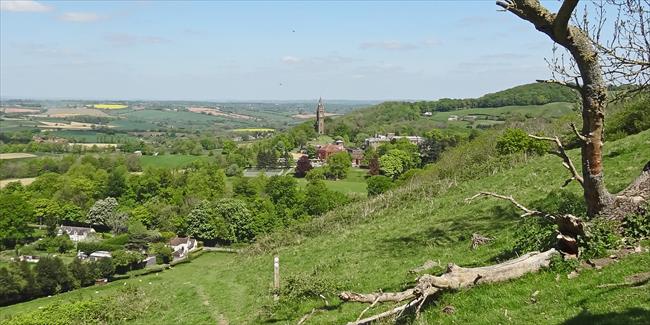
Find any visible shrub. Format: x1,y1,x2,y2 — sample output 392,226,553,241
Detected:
111,250,145,274
622,209,650,241
280,272,339,301
34,235,74,253
366,175,394,196
150,242,173,264
77,242,122,254
580,218,621,259
509,217,556,255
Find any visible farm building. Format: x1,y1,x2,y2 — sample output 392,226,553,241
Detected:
364,134,424,149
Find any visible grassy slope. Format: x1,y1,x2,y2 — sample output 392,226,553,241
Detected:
2,130,649,324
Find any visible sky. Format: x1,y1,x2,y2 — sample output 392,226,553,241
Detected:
0,0,569,101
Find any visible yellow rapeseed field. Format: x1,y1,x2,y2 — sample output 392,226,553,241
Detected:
94,104,128,109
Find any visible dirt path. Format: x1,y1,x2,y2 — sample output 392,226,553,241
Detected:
190,283,229,325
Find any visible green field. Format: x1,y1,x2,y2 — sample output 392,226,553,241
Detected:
430,102,575,122
140,155,213,169
4,128,648,324
46,130,136,143
297,167,367,195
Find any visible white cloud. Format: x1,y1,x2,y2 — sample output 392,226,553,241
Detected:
59,12,102,23
281,56,301,64
0,0,52,12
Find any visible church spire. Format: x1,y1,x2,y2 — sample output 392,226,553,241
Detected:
315,97,325,135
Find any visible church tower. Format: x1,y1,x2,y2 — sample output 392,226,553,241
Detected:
315,97,325,134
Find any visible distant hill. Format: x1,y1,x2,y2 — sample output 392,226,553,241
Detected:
325,82,578,140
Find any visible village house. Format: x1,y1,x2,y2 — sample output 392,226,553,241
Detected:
317,143,346,160
58,226,96,242
348,148,365,167
364,133,424,149
169,237,197,260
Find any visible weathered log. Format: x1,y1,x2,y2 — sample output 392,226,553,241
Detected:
340,249,558,324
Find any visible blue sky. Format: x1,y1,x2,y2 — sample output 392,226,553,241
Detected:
1,0,567,101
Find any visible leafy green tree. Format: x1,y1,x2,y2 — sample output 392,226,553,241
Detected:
88,258,114,279
265,176,300,207
214,199,255,242
303,180,346,216
305,167,326,181
35,256,74,295
106,166,128,198
367,175,394,196
31,198,62,236
111,250,145,274
68,258,93,287
186,201,233,244
225,164,241,177
233,177,257,198
0,266,23,305
0,192,33,249
325,152,351,180
130,205,154,228
379,149,414,179
87,197,127,233
496,128,548,156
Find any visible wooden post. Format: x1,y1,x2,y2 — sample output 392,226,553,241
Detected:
273,255,280,302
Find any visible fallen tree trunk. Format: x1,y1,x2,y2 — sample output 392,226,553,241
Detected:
339,249,558,324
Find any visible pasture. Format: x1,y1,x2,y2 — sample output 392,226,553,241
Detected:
140,154,212,169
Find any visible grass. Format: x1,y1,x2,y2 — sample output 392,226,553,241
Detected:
139,155,212,169
430,102,575,122
2,130,649,324
297,167,368,195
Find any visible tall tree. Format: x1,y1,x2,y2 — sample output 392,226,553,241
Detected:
0,192,33,249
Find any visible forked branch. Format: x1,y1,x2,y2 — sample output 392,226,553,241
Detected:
528,134,585,188
465,191,554,220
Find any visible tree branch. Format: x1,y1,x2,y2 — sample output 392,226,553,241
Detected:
528,134,585,188
554,0,579,39
465,191,554,219
570,123,587,142
536,78,582,91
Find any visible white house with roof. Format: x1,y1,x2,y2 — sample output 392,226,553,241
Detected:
89,251,112,261
169,237,197,260
58,226,96,242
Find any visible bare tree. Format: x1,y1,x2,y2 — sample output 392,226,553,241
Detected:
497,0,649,218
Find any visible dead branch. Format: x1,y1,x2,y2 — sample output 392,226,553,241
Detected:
536,78,581,91
528,134,584,188
570,123,586,142
341,249,558,324
409,260,439,274
465,191,553,219
297,308,317,325
471,233,493,250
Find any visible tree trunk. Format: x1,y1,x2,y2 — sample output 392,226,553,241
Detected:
497,0,617,217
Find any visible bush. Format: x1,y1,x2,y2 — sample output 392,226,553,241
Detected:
580,218,621,259
77,242,122,254
280,272,339,301
622,209,650,241
509,217,556,255
111,250,145,274
150,242,173,264
34,235,74,253
366,175,394,196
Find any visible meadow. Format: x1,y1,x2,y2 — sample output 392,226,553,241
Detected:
3,128,647,324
